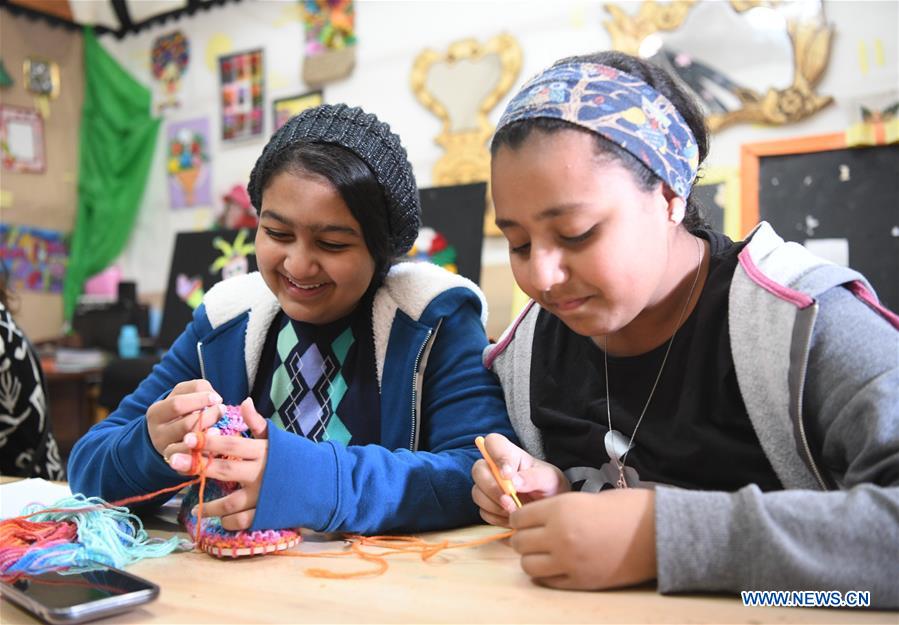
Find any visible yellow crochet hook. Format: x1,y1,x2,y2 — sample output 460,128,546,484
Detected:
475,436,522,509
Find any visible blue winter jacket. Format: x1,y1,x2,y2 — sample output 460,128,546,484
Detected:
68,263,516,533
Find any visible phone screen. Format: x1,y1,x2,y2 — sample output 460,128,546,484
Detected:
1,566,158,624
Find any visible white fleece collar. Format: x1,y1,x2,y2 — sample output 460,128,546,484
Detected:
203,272,280,390
201,263,488,391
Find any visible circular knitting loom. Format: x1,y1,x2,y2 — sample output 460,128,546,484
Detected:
178,405,301,558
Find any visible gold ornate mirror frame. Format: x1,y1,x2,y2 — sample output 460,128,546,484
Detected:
411,34,522,235
603,0,833,132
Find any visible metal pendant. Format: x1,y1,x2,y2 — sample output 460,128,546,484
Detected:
604,429,630,462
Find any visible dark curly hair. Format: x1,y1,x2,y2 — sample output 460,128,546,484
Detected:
491,50,710,231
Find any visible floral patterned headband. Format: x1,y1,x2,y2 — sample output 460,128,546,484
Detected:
497,62,700,198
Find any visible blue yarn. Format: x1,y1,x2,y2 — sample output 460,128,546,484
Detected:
14,494,191,576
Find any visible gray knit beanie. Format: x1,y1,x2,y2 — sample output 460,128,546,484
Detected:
248,103,421,257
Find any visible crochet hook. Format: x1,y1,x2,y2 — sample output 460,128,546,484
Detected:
475,436,522,509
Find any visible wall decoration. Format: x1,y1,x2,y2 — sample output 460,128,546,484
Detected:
152,30,189,112
0,59,13,88
218,49,264,141
602,0,834,132
272,90,323,131
0,224,68,294
215,184,258,230
411,33,522,236
406,228,458,275
844,92,899,147
159,228,258,348
166,118,212,209
414,183,487,285
301,0,356,86
0,105,46,174
23,57,60,118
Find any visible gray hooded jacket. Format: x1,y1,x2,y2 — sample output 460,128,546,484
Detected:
484,222,899,608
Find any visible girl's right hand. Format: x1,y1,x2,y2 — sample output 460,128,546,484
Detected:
470,433,570,527
146,379,225,457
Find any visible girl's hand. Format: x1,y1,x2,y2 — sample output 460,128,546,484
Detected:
508,490,656,590
471,433,570,527
167,398,270,531
147,380,224,456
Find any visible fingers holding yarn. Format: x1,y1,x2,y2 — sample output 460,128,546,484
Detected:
181,404,226,436
199,432,267,461
197,455,264,483
220,507,257,532
194,487,256,524
239,397,269,439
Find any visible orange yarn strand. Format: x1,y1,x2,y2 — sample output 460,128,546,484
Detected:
272,529,515,579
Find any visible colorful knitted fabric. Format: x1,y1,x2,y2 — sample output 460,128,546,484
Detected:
178,405,301,558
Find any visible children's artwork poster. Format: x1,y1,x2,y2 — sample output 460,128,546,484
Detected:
219,49,264,141
159,229,257,348
0,105,46,174
272,90,323,132
411,183,487,284
0,223,67,293
302,1,356,56
300,1,356,85
152,30,189,112
167,117,212,209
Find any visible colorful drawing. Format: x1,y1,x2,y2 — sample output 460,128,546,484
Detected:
272,90,323,131
172,229,255,312
0,224,67,293
218,49,264,141
152,31,189,111
167,118,211,208
302,1,356,56
211,229,255,280
406,227,457,274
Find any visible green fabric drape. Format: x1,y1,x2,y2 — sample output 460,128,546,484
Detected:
64,27,160,321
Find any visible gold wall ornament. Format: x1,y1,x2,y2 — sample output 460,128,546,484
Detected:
602,0,833,132
411,34,522,235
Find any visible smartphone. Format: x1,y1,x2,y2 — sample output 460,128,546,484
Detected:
0,565,159,625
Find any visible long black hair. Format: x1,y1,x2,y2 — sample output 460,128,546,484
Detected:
254,140,394,287
492,51,710,230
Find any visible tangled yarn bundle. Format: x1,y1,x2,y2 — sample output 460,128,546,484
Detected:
0,494,190,582
178,405,301,558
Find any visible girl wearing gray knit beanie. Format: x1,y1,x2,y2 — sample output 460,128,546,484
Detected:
69,103,516,539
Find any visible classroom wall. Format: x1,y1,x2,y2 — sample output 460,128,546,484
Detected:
6,0,896,340
0,13,83,341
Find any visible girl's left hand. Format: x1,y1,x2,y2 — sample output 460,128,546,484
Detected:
508,489,656,590
166,397,269,531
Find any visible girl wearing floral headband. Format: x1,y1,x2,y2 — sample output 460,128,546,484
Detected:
473,51,898,607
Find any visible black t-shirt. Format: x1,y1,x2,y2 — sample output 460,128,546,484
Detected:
530,230,782,492
251,295,381,446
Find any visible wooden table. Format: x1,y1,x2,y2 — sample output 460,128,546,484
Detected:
1,477,895,624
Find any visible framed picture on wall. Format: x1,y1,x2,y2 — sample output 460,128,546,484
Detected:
218,49,264,141
272,90,323,132
0,105,46,173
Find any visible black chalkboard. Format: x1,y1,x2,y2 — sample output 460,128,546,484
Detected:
415,182,487,284
159,228,258,348
756,144,898,312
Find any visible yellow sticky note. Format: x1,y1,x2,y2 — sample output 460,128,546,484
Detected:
0,189,12,209
858,40,869,76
